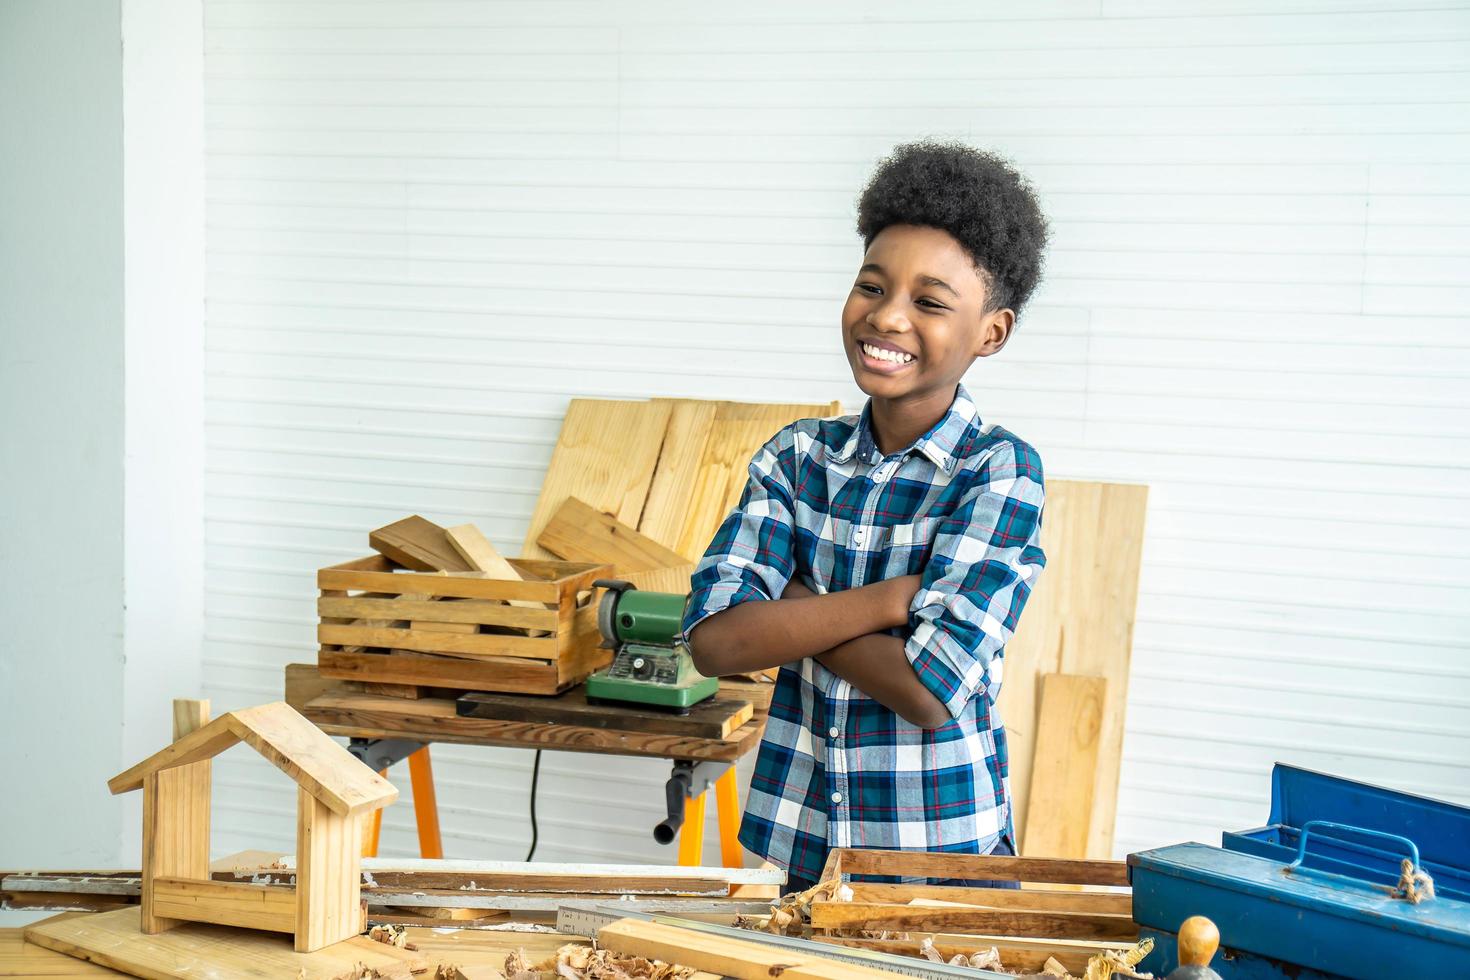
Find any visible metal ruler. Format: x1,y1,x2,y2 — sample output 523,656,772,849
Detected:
555,902,1011,980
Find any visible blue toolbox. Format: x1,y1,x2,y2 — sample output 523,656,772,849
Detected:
1128,764,1470,978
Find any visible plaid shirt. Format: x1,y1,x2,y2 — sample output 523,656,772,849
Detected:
681,385,1047,883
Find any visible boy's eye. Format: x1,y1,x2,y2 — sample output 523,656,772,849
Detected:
857,283,881,294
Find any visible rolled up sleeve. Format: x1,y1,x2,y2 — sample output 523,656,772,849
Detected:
905,441,1047,720
681,428,799,644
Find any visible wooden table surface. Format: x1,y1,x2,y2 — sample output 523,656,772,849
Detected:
286,663,774,763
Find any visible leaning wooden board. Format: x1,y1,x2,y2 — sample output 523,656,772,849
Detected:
1022,673,1107,860
996,480,1149,860
24,906,425,979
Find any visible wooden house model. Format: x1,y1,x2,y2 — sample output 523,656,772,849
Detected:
108,700,398,952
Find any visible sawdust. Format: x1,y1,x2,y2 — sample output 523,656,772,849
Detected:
917,937,1003,970
735,874,846,935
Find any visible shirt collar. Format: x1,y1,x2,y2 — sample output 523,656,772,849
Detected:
831,384,980,474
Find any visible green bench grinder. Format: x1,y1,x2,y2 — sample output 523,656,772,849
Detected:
585,579,719,713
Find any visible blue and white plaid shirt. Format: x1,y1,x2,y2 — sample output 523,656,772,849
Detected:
681,385,1047,883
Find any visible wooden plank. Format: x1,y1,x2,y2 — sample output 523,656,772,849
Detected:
295,787,365,952
150,878,295,935
23,906,424,979
521,398,675,561
300,687,768,763
598,918,894,980
832,849,1131,887
671,400,840,562
410,620,479,634
1022,674,1107,860
446,523,553,636
319,624,559,660
844,882,1131,914
639,400,718,550
997,480,1149,859
252,859,784,894
369,515,471,572
141,701,212,934
806,901,1138,940
537,496,688,573
456,686,753,739
0,917,119,976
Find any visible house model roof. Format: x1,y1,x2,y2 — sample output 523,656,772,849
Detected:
108,701,397,816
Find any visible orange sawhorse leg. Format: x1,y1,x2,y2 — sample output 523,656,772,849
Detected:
408,746,443,859
676,790,707,865
360,749,444,859
715,768,742,868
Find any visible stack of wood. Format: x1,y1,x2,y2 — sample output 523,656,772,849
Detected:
316,397,837,698
749,848,1147,978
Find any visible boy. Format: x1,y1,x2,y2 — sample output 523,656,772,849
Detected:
681,139,1051,892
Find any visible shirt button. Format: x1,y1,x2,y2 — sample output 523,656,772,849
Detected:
852,529,865,544
828,727,839,739
831,792,843,805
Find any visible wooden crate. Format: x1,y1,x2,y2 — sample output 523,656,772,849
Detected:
316,555,612,696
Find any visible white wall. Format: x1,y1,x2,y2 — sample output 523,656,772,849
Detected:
197,0,1470,862
0,0,127,874
0,0,207,907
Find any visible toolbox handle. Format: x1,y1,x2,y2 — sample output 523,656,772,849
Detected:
1287,820,1422,883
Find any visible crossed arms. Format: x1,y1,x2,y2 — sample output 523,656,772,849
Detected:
686,573,952,729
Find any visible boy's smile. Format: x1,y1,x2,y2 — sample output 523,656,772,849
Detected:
842,223,1014,454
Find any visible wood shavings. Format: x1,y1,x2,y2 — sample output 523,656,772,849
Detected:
742,874,845,935
367,923,419,952
501,943,695,980
434,965,500,980
918,938,1003,971
329,963,414,980
1083,936,1155,980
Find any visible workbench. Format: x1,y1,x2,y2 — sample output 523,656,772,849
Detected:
284,663,773,867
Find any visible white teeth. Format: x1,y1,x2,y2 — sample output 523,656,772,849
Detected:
862,342,914,364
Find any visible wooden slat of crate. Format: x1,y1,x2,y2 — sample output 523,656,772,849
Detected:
806,901,1138,941
318,554,567,603
318,593,599,662
828,848,1130,887
843,882,1131,915
318,596,559,633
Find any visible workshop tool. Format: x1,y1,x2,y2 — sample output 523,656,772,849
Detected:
1165,916,1222,980
555,902,1011,979
585,579,718,712
1129,764,1470,978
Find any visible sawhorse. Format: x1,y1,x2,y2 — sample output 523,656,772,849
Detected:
349,739,743,867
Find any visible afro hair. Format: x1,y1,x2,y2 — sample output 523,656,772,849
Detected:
856,139,1050,317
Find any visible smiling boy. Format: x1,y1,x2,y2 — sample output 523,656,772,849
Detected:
682,139,1050,891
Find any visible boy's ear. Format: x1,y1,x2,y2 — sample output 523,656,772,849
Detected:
975,308,1016,358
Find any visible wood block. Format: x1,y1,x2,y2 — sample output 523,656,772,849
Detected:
538,496,688,574
151,876,296,934
295,787,366,952
370,515,472,572
446,523,553,636
24,906,425,979
521,398,675,560
844,881,1130,914
343,680,427,700
141,700,212,934
1022,673,1107,859
997,480,1148,859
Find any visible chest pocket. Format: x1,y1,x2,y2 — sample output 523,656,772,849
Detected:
867,514,948,578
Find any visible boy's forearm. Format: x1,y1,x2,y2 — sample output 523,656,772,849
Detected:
687,575,914,677
814,633,950,729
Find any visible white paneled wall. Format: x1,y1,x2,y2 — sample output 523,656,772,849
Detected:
200,0,1470,863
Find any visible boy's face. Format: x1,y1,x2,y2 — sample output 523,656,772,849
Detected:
841,223,1014,406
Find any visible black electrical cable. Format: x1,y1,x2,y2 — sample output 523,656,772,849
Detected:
524,749,542,861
